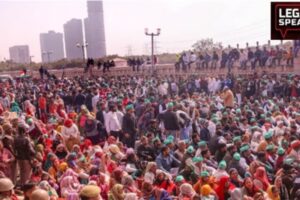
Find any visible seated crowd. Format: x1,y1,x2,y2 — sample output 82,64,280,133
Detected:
0,73,299,200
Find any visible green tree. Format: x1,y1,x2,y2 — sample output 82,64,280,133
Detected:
192,38,222,52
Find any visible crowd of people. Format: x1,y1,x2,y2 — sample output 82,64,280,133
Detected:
0,72,300,200
127,58,145,72
175,42,299,72
83,58,116,77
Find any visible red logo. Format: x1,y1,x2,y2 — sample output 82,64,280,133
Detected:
271,2,300,39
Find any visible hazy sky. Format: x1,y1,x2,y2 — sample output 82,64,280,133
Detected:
0,0,293,62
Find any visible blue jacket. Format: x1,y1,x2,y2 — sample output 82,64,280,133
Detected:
156,153,180,172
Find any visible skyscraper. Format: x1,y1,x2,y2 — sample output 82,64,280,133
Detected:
63,19,84,60
40,31,64,63
84,0,106,59
9,45,30,64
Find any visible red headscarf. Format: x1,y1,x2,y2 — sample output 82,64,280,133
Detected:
291,140,300,149
253,167,270,191
64,119,73,128
215,176,235,200
68,112,77,121
81,139,92,151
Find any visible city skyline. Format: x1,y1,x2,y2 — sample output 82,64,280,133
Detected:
0,0,294,62
64,18,84,60
40,30,65,63
9,45,30,64
84,0,106,58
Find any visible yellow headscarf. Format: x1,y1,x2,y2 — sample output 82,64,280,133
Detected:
201,184,213,196
109,184,124,200
56,125,63,133
59,162,68,172
266,185,280,200
36,144,44,152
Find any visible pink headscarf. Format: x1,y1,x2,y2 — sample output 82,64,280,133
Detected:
59,168,78,182
60,175,81,200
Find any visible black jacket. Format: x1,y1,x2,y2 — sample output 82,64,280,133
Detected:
14,135,35,160
122,113,136,135
162,111,180,131
85,93,93,111
96,110,105,124
74,94,85,106
137,144,155,161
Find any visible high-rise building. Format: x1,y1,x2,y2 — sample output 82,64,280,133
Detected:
40,31,64,63
84,0,106,59
63,19,84,60
9,45,30,64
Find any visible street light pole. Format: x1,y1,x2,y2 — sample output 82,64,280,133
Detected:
76,42,88,65
29,55,34,65
42,51,53,63
145,28,161,73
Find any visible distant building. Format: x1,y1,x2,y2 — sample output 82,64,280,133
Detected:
40,30,64,63
63,19,84,60
9,45,30,64
84,0,106,59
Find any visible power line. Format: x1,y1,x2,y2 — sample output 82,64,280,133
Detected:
159,21,269,45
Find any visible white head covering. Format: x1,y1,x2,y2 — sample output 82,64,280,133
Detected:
230,188,243,200
31,189,50,200
179,183,196,198
124,193,138,200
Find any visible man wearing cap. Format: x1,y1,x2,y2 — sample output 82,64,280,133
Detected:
161,102,180,140
275,147,286,170
192,156,216,176
257,130,274,152
80,185,102,200
228,153,246,178
173,175,185,196
233,136,242,150
122,104,137,148
213,160,229,181
240,144,254,169
179,146,195,171
223,144,237,168
0,178,18,200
